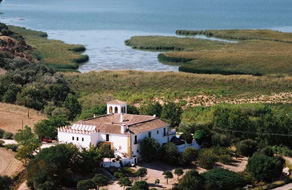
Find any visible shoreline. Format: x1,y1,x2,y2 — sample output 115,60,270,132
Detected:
7,25,89,72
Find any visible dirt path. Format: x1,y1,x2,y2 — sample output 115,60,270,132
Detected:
0,148,23,176
17,181,29,190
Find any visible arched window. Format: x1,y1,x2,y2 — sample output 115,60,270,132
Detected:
115,107,118,113
109,106,113,113
122,107,125,113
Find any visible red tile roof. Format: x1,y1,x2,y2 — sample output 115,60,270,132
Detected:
67,114,169,134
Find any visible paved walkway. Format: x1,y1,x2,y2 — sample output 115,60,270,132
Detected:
272,183,292,190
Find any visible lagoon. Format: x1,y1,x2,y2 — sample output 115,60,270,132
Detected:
1,0,292,72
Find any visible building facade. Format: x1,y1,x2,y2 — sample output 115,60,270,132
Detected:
58,100,174,166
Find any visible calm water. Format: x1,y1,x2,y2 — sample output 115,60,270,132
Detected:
1,0,292,72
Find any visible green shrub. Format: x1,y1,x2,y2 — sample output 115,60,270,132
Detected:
236,139,258,157
218,154,232,165
198,149,217,169
260,147,274,157
0,175,12,190
3,132,13,139
0,129,5,138
181,147,197,166
77,179,96,190
0,140,4,147
193,130,206,145
202,168,246,190
178,170,205,190
160,143,180,166
4,144,18,152
246,153,285,182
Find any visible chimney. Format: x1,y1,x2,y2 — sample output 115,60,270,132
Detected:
93,114,96,118
120,113,123,123
121,124,126,134
153,114,156,118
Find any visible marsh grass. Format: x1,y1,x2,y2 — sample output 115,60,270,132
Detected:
64,70,292,109
176,29,292,43
126,31,292,76
8,25,88,71
125,36,225,51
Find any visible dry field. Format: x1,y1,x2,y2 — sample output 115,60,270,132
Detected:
0,103,46,133
0,148,23,176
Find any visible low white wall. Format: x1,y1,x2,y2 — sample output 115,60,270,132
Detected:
102,157,134,168
177,140,200,152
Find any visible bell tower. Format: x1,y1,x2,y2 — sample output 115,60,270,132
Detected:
107,100,127,114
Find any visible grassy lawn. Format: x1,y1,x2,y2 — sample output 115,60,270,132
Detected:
126,30,292,76
8,25,88,71
64,71,292,109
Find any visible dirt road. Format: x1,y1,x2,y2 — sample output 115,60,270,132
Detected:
0,148,23,176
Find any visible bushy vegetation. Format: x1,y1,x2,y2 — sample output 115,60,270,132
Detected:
34,116,69,139
246,153,285,182
236,139,258,157
26,144,109,189
202,168,246,190
0,175,12,190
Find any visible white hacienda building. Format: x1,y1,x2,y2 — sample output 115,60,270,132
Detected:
58,100,198,167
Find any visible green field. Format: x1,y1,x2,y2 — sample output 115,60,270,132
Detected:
126,30,292,76
8,25,88,71
64,70,292,109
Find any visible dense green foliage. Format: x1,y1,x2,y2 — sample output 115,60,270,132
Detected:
197,148,217,169
14,126,41,164
177,170,205,190
139,138,160,162
246,153,285,182
139,102,162,117
131,180,149,190
202,168,246,190
26,144,107,189
118,177,132,189
160,143,181,165
0,175,12,190
236,139,258,157
34,116,69,139
77,104,107,120
160,102,182,128
3,132,13,139
77,179,96,190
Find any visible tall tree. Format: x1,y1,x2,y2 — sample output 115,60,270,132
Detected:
163,170,173,184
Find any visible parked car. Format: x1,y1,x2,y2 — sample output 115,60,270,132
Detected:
42,137,52,143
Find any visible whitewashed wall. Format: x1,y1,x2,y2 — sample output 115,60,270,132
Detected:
107,103,127,114
131,126,169,158
58,132,93,148
99,133,128,153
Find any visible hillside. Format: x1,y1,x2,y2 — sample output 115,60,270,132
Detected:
8,25,88,71
0,103,46,133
